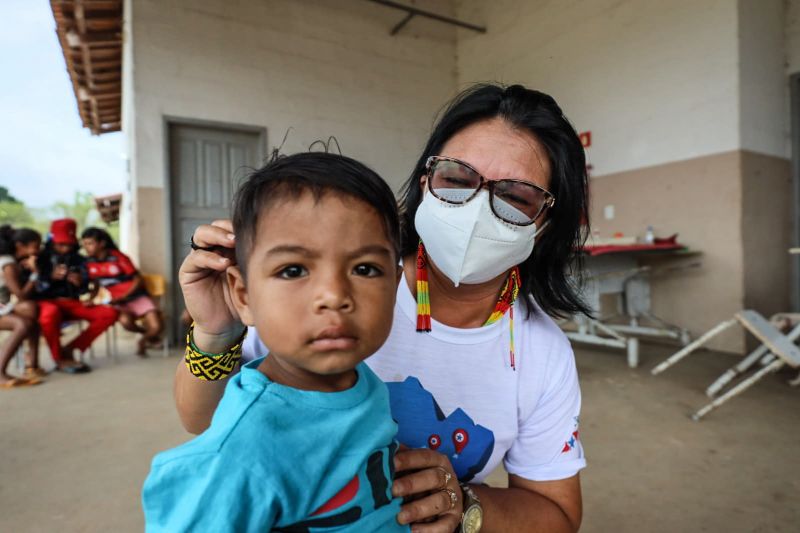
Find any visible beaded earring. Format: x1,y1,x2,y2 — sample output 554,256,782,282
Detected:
415,242,521,370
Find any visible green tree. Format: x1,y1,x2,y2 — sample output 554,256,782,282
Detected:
0,201,36,227
51,191,98,229
0,191,119,244
0,186,21,204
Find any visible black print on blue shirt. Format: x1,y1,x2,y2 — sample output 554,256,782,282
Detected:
274,447,396,532
386,376,494,482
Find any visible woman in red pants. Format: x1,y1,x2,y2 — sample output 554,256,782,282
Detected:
35,219,118,373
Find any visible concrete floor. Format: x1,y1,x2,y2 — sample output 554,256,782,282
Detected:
1,338,799,532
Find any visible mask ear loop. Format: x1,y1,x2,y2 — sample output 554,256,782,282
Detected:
533,219,550,238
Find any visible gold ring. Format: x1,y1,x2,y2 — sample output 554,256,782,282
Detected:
441,487,458,510
436,466,452,489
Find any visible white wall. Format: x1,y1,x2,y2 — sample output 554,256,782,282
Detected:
786,0,800,74
130,0,458,194
738,0,787,159
120,0,136,254
455,0,741,176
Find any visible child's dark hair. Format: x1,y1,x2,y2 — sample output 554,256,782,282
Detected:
81,227,118,250
0,225,41,256
232,152,400,277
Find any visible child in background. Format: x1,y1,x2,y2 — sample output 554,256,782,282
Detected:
143,152,409,532
36,218,118,373
0,225,44,387
81,227,163,356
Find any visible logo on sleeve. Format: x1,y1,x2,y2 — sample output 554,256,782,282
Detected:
561,416,580,453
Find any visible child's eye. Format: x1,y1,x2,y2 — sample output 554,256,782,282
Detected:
353,264,382,277
278,265,307,279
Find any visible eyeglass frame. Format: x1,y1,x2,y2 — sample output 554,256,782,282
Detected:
424,155,556,226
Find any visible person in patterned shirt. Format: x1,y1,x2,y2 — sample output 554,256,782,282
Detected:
81,228,163,356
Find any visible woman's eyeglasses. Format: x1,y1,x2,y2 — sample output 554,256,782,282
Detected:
425,156,555,226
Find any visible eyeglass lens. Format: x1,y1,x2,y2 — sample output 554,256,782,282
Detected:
429,159,549,224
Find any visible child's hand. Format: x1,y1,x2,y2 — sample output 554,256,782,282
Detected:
179,220,243,351
67,272,82,287
52,264,68,280
20,255,37,271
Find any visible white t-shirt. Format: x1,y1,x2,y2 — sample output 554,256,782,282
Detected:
242,274,586,483
0,255,16,304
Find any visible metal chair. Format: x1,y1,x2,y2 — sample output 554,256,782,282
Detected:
650,249,800,420
651,311,800,420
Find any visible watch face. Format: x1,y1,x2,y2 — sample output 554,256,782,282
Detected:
463,505,483,533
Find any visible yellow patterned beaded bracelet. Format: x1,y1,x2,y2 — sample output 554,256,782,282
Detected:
184,323,248,381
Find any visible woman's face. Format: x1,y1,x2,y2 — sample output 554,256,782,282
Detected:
422,117,553,223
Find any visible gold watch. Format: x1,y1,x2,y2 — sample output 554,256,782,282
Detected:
459,483,483,533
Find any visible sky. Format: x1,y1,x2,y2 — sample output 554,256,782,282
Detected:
0,0,125,209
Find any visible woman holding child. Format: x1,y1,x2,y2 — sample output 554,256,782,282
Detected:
175,84,589,532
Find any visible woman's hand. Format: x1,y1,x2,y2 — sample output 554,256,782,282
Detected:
178,220,243,348
393,447,463,532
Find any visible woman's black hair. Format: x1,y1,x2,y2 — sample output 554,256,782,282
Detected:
232,151,401,277
398,83,591,318
80,227,118,251
0,225,42,256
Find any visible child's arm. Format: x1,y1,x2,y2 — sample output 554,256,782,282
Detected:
109,251,144,304
109,274,144,304
2,262,37,300
143,454,278,533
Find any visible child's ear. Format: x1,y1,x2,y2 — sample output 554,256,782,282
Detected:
395,262,403,285
226,266,254,326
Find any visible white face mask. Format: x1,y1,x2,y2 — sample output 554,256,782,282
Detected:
414,189,547,286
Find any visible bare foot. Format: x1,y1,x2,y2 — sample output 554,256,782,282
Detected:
136,337,148,358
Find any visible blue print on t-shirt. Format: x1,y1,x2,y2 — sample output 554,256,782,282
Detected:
386,377,494,482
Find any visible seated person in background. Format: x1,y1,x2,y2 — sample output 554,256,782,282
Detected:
81,227,163,357
142,152,408,532
0,225,44,387
35,218,118,373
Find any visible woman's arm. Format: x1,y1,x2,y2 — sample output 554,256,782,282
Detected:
472,474,581,533
392,450,581,532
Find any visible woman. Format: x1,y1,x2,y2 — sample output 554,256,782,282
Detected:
36,218,118,373
175,84,590,532
0,225,44,387
81,227,163,356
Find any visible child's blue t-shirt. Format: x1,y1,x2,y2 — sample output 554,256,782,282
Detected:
142,358,409,532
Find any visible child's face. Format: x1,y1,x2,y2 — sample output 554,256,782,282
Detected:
53,242,73,255
15,240,40,259
81,237,102,257
228,191,400,391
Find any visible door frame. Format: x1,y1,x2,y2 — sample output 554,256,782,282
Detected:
162,116,267,342
790,74,800,312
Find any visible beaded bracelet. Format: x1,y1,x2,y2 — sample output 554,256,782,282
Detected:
184,323,247,381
